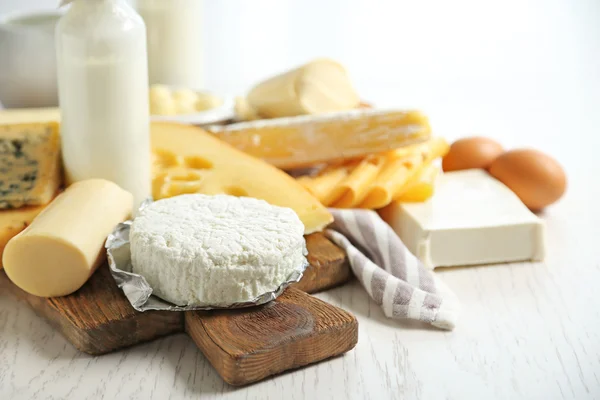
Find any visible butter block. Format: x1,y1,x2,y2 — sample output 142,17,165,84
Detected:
0,122,62,209
379,169,545,268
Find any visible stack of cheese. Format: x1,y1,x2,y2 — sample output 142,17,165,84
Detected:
207,58,443,210
0,121,134,298
297,138,449,209
157,114,437,214
217,59,434,170
0,122,62,267
147,62,436,225
0,115,330,299
0,55,441,300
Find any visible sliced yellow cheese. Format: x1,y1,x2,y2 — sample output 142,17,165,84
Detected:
331,157,385,208
3,179,133,297
210,108,431,169
396,163,440,202
296,137,449,209
0,204,49,269
358,138,448,208
151,122,333,234
298,166,349,206
358,154,421,209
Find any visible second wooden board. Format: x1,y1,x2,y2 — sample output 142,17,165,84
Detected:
0,233,350,354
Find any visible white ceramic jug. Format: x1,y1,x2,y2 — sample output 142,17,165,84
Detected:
0,11,62,108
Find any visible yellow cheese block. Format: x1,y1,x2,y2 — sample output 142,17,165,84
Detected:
3,179,133,297
0,108,61,124
210,109,431,169
0,204,48,269
151,122,333,234
0,122,63,209
246,59,360,118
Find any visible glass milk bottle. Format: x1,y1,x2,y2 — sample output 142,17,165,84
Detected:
55,0,151,210
136,0,204,88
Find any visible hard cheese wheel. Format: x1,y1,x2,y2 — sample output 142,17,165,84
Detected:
3,179,133,297
151,122,333,234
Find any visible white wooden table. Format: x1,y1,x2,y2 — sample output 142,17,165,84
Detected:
1,0,600,399
1,113,598,400
1,175,598,400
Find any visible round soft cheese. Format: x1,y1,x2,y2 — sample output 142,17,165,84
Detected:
129,194,308,306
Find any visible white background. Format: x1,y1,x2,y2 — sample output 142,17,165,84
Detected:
1,1,600,399
2,0,598,171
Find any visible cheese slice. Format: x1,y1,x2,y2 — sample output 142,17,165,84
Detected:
0,122,62,209
358,137,449,208
210,109,431,169
3,179,133,297
0,204,48,269
330,157,384,208
396,163,440,202
379,170,546,269
151,122,333,234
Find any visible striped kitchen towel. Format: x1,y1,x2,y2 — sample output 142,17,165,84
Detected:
326,209,460,330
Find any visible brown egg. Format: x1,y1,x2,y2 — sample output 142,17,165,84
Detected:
442,137,504,172
489,149,567,210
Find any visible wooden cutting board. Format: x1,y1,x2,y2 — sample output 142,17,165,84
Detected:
0,232,356,386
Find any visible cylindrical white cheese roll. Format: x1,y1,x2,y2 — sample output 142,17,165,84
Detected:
247,59,360,118
3,179,133,297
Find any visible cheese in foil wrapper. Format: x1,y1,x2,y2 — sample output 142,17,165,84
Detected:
105,199,308,312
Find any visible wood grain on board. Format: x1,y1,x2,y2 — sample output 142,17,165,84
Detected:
0,267,184,355
293,232,352,293
185,288,358,386
0,233,353,372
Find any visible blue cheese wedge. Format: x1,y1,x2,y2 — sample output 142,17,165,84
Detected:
379,169,545,269
0,122,62,209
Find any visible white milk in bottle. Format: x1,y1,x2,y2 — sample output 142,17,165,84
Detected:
56,0,151,210
136,0,204,88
